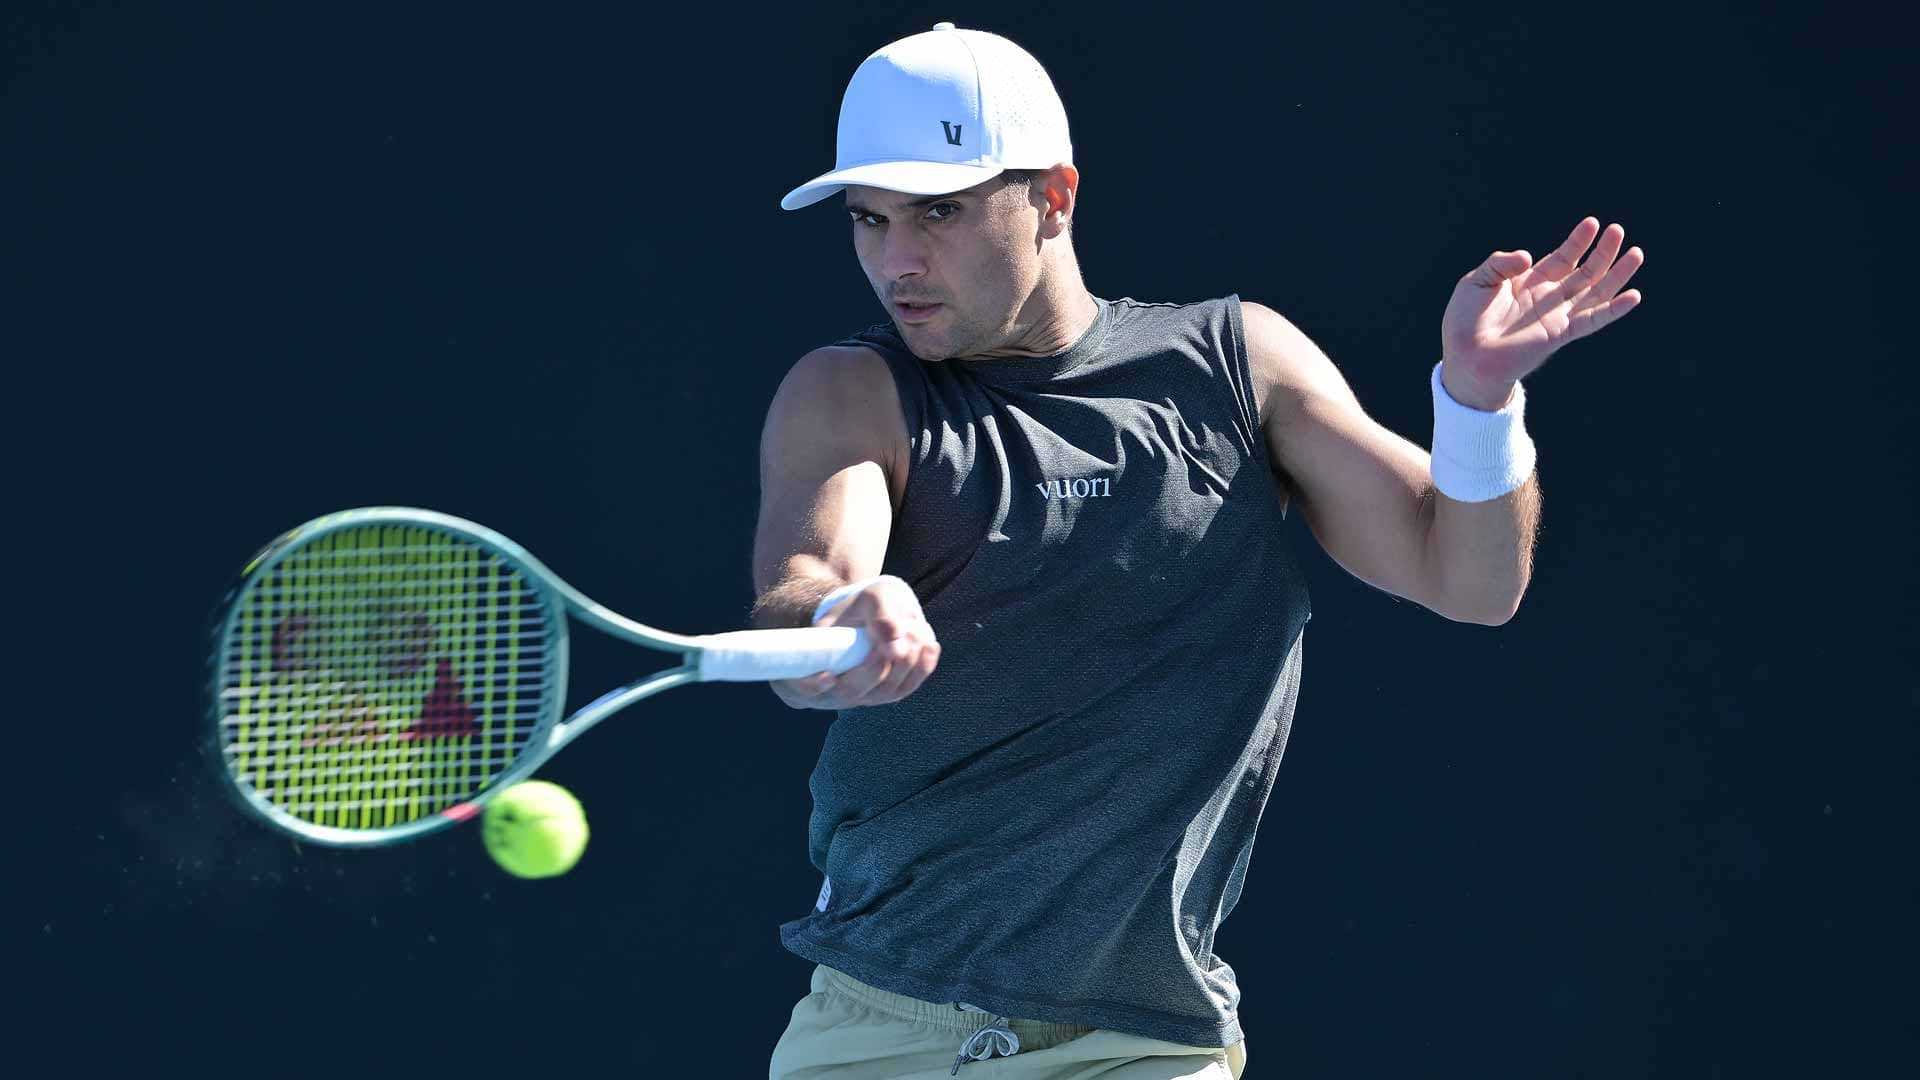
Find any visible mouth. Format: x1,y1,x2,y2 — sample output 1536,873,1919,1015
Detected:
892,300,943,324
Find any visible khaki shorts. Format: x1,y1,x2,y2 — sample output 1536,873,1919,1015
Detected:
770,963,1248,1079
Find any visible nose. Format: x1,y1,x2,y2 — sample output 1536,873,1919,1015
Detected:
879,221,929,282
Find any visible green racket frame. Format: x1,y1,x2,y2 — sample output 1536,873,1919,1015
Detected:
207,507,867,848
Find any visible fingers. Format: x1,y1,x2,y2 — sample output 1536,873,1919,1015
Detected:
770,576,941,710
770,634,940,711
1586,240,1645,301
816,623,938,707
896,636,941,697
1546,220,1628,296
1467,249,1532,287
833,643,900,701
1529,217,1602,284
870,632,941,701
1566,287,1644,339
1561,227,1645,340
1573,223,1628,291
770,670,839,709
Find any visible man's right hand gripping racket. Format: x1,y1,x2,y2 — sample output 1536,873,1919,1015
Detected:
206,507,869,847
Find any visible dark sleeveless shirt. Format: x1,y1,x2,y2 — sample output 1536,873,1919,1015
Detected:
777,295,1313,1047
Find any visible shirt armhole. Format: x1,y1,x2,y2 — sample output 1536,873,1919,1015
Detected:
837,332,927,509
1222,294,1293,517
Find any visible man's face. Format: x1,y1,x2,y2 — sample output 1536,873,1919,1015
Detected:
844,174,1042,361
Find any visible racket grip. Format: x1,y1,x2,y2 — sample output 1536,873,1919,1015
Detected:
695,627,872,682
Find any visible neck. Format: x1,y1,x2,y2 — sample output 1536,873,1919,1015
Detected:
975,264,1097,359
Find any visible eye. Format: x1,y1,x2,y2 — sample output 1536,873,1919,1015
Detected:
925,202,959,221
849,211,884,228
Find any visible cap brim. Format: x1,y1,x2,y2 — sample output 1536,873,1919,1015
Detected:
780,160,1007,211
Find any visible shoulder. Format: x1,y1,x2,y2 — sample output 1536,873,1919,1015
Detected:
1104,295,1223,323
763,344,912,487
1103,295,1245,359
774,343,900,412
764,342,913,430
1236,299,1350,428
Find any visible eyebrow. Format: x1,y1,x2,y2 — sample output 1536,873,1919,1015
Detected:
844,192,964,217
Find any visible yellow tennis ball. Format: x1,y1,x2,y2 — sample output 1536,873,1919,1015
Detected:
481,780,588,879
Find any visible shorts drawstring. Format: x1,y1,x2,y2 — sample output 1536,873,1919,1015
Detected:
950,1002,1020,1074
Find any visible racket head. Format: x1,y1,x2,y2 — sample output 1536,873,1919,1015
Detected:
207,508,570,847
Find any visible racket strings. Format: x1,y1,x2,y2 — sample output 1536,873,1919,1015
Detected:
219,523,555,831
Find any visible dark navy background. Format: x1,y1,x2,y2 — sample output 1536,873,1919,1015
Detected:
13,2,1910,1075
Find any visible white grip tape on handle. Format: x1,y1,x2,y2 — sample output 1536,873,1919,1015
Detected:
694,627,872,683
811,575,894,625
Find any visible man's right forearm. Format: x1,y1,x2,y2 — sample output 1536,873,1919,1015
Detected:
749,571,845,630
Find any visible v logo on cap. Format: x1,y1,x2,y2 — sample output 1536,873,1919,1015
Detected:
941,121,963,146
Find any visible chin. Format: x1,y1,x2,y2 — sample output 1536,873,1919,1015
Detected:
897,324,955,362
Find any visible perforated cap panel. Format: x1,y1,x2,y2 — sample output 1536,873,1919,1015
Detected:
960,29,1072,167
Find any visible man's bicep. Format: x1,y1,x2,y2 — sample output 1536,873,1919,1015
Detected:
751,347,906,597
1243,302,1445,612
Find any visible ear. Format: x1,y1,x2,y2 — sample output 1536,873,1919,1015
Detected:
1035,163,1079,239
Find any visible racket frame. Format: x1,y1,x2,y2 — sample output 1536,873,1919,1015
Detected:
209,507,714,849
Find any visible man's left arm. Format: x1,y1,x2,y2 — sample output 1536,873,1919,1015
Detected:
1244,216,1644,626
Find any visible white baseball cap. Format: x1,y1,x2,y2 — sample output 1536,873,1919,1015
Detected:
779,22,1073,211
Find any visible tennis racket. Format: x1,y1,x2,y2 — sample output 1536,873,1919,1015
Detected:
208,506,869,848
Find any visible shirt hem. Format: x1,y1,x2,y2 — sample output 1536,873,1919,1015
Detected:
777,925,1245,1049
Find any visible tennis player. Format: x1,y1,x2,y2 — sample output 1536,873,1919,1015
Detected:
752,23,1642,1079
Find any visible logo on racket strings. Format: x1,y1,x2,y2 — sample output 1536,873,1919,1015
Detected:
272,612,482,746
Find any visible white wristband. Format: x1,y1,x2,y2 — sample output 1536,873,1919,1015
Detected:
1429,361,1537,502
811,575,893,625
